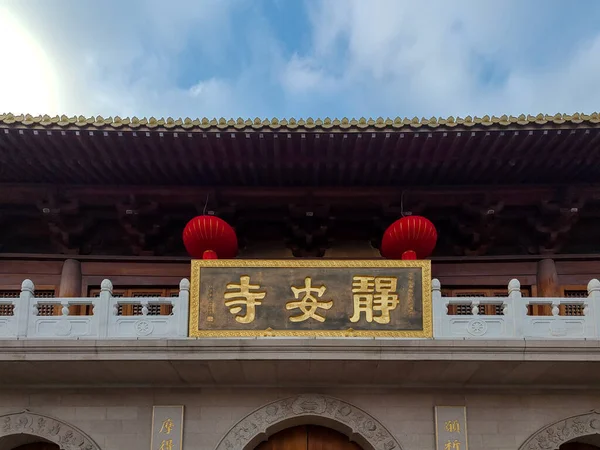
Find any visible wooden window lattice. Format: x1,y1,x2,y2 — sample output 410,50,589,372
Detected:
526,286,588,317
0,289,57,316
443,287,530,316
0,304,14,316
116,304,168,316
563,304,585,316
89,287,177,316
564,290,588,298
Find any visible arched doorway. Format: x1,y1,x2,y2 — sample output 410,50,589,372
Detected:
215,394,403,450
255,425,361,450
0,412,100,450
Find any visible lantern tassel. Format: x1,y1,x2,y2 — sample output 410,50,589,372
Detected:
203,250,218,260
401,250,417,260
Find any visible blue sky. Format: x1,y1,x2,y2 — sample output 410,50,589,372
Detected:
2,0,600,119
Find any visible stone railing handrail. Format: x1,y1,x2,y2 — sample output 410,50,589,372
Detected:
433,278,600,339
0,279,190,339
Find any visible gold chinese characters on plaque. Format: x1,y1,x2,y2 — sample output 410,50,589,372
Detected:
150,406,184,450
189,260,432,338
434,406,468,450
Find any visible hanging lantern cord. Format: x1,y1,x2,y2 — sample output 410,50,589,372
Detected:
400,191,406,218
202,193,209,215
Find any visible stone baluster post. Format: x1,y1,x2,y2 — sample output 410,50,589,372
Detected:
16,279,34,338
508,278,522,338
587,279,600,338
431,278,443,338
96,279,113,338
176,279,190,337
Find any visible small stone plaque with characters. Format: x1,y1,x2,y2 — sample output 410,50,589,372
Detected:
435,406,468,450
150,406,184,450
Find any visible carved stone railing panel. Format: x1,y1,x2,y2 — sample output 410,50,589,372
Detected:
0,278,190,339
434,278,600,340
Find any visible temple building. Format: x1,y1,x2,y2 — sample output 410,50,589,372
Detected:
1,111,600,450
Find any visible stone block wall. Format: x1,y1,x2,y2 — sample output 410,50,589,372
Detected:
0,387,597,450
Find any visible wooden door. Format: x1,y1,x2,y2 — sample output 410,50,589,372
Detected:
561,444,600,450
13,443,60,450
255,425,362,450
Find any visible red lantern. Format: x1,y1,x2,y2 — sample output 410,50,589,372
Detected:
380,216,437,260
182,215,238,259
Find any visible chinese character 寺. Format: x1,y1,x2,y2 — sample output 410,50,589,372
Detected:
444,440,461,450
159,439,173,450
444,420,460,433
286,277,333,322
350,276,399,324
224,276,266,323
160,418,174,434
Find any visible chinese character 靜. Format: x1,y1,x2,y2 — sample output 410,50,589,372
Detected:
159,439,173,450
159,418,174,434
224,276,266,323
286,277,333,322
444,420,460,433
350,276,399,324
444,440,461,450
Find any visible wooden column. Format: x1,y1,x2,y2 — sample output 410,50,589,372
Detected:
58,259,82,297
536,258,560,297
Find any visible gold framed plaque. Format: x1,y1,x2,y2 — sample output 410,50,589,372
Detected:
189,259,432,338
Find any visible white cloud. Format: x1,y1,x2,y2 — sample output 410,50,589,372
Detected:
0,0,249,118
1,0,600,118
279,55,338,95
284,0,600,117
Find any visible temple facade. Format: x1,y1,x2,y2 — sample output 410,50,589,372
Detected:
1,112,600,450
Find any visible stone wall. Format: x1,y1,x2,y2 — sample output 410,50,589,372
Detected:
0,387,598,450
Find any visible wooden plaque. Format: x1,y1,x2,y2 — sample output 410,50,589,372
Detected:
189,259,432,338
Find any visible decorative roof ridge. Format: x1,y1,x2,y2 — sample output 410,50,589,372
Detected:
1,112,599,131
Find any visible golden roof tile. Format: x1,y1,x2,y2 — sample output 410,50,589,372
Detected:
2,112,600,132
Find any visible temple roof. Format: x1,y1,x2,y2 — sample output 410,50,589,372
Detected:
2,112,600,132
2,111,600,187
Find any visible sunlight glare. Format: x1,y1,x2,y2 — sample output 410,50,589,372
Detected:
0,8,59,115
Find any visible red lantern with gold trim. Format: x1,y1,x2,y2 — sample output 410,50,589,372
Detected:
182,215,238,259
380,215,437,260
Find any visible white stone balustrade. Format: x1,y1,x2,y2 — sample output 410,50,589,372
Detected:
2,276,600,339
433,278,600,339
0,278,190,339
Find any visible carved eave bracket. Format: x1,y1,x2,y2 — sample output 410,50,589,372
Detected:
116,198,172,256
37,196,94,254
285,204,333,257
449,201,505,256
526,198,584,255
